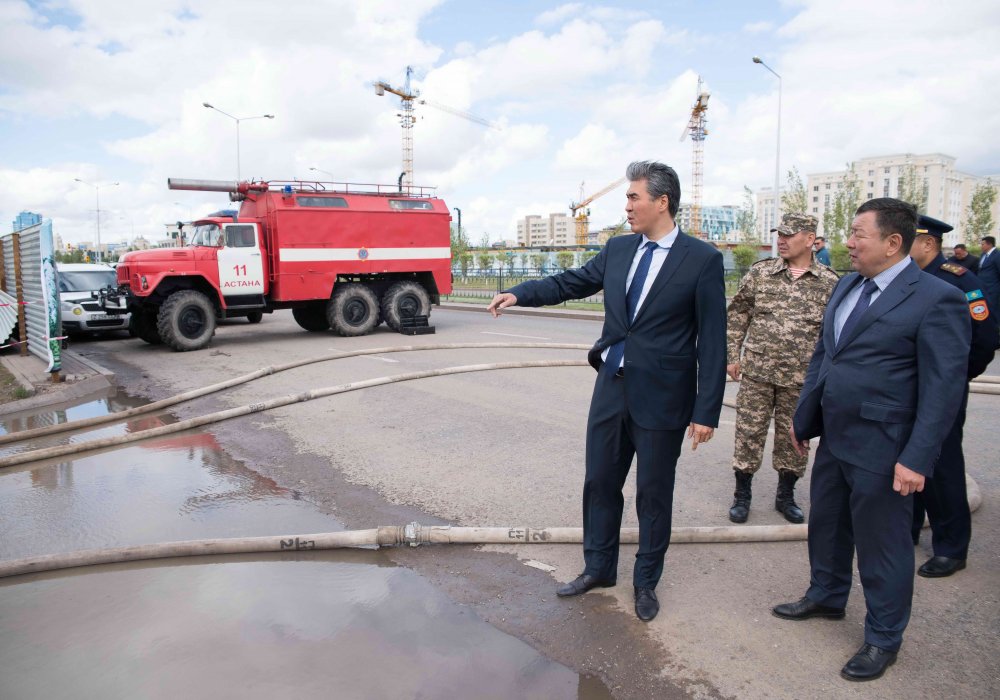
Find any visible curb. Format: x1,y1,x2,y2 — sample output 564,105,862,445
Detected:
0,351,116,417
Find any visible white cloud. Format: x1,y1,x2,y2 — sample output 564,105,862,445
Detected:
742,20,774,33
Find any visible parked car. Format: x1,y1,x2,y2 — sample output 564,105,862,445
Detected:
57,263,131,336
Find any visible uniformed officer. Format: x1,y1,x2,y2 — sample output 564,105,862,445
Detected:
726,213,840,523
908,214,999,577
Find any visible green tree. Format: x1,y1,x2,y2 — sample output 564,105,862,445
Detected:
518,253,529,269
555,251,575,270
829,243,850,274
780,167,808,214
529,254,547,272
898,164,929,213
477,253,494,272
458,252,473,277
822,164,862,245
736,186,759,243
732,244,759,273
604,217,629,241
580,251,598,265
450,224,469,263
963,179,997,246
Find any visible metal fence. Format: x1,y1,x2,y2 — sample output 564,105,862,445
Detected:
1,220,61,371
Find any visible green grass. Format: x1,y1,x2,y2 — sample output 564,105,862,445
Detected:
0,364,30,404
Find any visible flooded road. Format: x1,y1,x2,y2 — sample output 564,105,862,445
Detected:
0,390,612,699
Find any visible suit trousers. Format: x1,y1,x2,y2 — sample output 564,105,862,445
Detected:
912,387,972,559
806,440,914,652
583,368,684,588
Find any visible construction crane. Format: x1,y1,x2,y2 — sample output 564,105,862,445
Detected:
679,76,710,238
570,177,627,245
373,66,497,189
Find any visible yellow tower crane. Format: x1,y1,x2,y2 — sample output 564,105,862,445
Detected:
570,177,627,245
374,66,497,189
679,76,710,238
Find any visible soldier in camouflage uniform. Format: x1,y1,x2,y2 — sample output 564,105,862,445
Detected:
726,213,839,523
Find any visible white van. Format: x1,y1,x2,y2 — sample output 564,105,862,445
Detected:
57,263,130,335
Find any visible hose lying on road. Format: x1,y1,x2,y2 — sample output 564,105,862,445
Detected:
0,343,592,447
0,524,810,579
0,359,591,468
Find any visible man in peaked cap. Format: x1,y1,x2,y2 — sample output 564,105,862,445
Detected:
908,214,998,577
726,212,839,524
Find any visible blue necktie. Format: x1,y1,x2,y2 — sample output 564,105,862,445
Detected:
837,278,877,348
604,241,658,373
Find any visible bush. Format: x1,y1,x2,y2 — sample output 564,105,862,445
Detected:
732,244,759,273
829,243,851,274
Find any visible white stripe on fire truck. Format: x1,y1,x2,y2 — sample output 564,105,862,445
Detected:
278,247,451,262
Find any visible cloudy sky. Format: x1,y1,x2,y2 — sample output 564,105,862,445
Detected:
2,0,999,247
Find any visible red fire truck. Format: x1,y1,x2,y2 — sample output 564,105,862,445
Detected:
101,178,453,351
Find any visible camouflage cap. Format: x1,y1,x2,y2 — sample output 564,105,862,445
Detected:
771,212,818,235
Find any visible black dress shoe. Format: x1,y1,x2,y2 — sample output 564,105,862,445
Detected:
634,587,659,621
840,643,897,681
917,555,967,578
772,596,845,621
556,574,616,597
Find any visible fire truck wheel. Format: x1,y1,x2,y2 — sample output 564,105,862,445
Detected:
328,284,380,337
132,309,162,345
292,304,330,332
158,290,217,351
380,281,431,332
246,311,263,324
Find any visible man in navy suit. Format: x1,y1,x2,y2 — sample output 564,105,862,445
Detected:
487,161,726,622
978,235,1000,312
774,198,970,682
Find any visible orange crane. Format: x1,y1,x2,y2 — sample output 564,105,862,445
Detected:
679,76,710,238
374,66,497,189
570,177,627,245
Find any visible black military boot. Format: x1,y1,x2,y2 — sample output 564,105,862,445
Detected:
728,471,753,523
776,471,805,524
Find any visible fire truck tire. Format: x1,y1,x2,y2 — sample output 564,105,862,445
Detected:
328,284,380,337
132,309,162,345
292,305,330,332
158,291,217,351
380,281,431,332
246,311,263,324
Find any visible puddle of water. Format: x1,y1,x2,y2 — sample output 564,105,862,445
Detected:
0,393,613,699
0,555,610,699
0,387,148,437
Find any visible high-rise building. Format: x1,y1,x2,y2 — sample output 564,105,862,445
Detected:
677,204,741,241
516,212,574,246
760,153,999,247
11,211,42,232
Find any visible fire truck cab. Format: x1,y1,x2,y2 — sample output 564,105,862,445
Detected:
102,178,453,351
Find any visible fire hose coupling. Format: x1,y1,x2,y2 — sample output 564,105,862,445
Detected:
404,521,422,547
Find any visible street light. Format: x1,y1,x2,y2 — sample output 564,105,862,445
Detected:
202,102,275,181
753,55,781,256
308,166,336,179
74,178,119,263
452,207,462,242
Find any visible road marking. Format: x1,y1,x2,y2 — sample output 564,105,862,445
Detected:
363,355,401,363
480,331,551,340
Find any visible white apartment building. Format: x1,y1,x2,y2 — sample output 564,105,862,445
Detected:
758,153,999,247
516,213,574,246
755,187,786,238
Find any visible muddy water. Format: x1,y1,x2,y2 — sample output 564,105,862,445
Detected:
0,392,612,699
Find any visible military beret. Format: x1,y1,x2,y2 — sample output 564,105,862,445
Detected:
916,214,953,239
771,212,818,235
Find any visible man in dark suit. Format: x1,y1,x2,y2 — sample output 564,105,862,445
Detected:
978,235,1000,311
774,198,970,682
910,216,998,576
487,161,726,622
950,244,979,271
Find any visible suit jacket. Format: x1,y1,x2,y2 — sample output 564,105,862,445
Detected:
507,231,726,430
793,260,970,476
978,249,1000,309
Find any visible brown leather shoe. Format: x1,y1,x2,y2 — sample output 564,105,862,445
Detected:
772,596,845,620
556,574,616,597
840,643,897,681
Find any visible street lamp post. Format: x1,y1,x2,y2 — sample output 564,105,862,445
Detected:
308,167,336,179
74,178,118,263
202,103,275,181
753,56,782,257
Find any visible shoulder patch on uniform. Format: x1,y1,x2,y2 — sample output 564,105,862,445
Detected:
970,299,989,321
967,289,984,301
940,262,967,276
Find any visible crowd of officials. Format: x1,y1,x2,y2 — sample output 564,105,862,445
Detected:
487,160,998,683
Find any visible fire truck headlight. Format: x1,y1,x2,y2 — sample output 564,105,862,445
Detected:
140,275,148,290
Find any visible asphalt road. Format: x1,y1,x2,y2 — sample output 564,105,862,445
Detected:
70,306,1000,699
